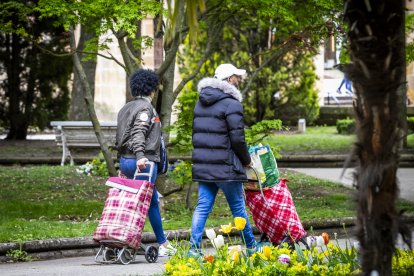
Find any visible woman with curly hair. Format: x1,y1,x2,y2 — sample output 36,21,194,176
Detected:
115,68,176,257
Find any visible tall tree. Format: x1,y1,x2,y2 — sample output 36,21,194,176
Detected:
344,0,411,274
69,24,97,121
176,0,342,126
0,0,72,139
38,0,165,175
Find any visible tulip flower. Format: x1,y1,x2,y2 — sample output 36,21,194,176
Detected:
316,236,325,247
234,217,247,231
277,254,290,264
220,223,232,234
228,245,242,254
213,235,225,249
321,232,329,245
306,236,317,248
262,245,271,259
204,254,214,263
206,228,216,240
232,251,240,263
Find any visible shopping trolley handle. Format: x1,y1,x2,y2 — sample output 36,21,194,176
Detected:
133,161,155,179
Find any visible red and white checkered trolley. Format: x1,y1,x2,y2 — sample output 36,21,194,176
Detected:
93,162,158,264
244,167,307,247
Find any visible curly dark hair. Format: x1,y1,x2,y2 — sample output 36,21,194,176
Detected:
129,69,159,97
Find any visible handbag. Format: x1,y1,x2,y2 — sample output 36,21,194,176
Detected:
157,134,168,175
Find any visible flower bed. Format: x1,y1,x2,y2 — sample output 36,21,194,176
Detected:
164,218,414,275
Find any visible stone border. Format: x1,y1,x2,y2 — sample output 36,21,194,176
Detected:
2,216,413,262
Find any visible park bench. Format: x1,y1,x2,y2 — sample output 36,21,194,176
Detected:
50,121,117,166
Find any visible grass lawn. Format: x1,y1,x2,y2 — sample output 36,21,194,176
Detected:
265,126,414,155
1,165,414,243
265,126,356,154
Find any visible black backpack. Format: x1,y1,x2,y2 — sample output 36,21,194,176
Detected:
158,134,168,175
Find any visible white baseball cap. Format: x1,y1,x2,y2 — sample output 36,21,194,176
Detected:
214,63,246,80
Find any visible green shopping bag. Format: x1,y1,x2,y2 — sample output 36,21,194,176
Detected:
258,146,279,188
249,145,280,188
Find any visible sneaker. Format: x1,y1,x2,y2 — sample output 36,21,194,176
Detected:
256,241,272,252
246,246,258,256
245,240,262,256
187,248,203,259
158,243,177,257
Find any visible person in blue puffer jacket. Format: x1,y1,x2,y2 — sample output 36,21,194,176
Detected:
189,63,257,256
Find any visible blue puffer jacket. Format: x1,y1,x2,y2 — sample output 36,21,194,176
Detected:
192,78,251,182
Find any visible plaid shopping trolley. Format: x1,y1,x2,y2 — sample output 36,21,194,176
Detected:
245,166,307,246
93,162,158,264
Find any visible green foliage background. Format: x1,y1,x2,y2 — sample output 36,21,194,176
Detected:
0,0,72,131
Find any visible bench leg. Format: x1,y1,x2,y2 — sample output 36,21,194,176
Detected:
61,153,65,166
60,132,73,166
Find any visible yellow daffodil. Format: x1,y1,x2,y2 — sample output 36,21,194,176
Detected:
220,223,232,234
262,245,271,259
234,217,246,231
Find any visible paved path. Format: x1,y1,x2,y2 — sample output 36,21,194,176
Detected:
290,168,414,202
0,254,168,276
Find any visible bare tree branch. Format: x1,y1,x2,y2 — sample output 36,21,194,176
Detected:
172,27,219,99
241,27,318,95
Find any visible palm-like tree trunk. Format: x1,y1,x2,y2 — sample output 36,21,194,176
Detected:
344,0,410,274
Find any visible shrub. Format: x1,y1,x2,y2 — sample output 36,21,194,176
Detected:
76,153,118,177
336,118,355,135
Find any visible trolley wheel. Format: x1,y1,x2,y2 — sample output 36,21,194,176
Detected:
120,249,134,265
145,245,158,263
103,248,117,262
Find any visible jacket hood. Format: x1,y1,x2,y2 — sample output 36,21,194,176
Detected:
197,78,243,105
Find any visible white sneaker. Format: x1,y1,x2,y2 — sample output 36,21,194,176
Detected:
158,243,177,257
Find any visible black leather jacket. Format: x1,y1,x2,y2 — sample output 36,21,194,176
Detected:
115,97,161,162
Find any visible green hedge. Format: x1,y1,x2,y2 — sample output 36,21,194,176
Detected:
336,118,355,135
337,117,414,134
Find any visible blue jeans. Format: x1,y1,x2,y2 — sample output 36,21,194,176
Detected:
190,181,257,250
119,157,166,245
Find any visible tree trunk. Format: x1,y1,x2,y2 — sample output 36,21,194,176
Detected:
344,1,408,274
159,56,176,143
5,33,27,140
125,21,142,103
69,25,97,121
69,26,117,176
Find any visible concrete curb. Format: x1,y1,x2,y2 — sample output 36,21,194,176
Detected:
2,216,413,262
1,154,412,167
2,216,414,263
